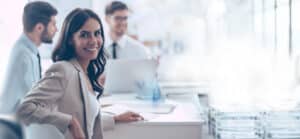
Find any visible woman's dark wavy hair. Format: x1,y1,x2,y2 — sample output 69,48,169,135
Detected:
52,8,106,97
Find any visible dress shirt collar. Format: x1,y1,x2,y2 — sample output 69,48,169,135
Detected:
106,34,127,49
19,33,39,55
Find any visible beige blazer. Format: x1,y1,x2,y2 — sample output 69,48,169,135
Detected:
17,59,113,139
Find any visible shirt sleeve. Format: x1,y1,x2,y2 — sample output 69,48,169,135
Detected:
101,112,115,131
131,38,151,59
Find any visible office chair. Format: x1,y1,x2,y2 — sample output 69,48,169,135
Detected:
0,115,23,139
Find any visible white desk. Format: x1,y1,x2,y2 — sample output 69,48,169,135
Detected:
101,93,205,139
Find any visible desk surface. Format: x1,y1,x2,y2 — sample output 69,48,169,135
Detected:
101,93,204,125
101,93,206,139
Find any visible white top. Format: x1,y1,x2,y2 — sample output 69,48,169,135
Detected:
105,35,151,60
86,91,100,139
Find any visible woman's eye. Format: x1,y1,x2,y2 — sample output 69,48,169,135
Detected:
95,30,101,37
80,32,89,38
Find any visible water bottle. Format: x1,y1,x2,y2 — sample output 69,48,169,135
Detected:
136,79,164,105
152,81,165,107
152,86,161,103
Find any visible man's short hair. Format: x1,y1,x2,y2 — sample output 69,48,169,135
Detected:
23,1,57,32
105,1,128,15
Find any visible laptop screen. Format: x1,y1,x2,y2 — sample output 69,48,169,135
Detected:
103,59,157,93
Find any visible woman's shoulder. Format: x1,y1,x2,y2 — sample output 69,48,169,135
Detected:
46,60,77,75
50,60,73,69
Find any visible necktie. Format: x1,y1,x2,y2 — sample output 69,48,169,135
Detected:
37,53,42,78
112,42,117,59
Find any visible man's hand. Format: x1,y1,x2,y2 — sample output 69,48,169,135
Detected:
69,116,85,139
114,111,144,122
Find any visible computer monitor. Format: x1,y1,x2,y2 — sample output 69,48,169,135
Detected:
104,59,157,93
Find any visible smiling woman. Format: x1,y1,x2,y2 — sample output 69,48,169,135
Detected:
16,8,143,139
17,8,106,139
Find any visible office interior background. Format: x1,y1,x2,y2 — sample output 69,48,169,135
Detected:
1,0,300,138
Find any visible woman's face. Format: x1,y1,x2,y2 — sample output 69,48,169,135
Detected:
73,18,103,62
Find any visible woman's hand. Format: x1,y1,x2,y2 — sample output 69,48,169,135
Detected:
114,111,144,122
69,116,85,139
98,74,106,86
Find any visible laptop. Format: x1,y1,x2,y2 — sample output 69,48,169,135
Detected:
104,59,157,93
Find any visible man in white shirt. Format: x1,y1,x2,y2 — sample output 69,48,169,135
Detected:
104,1,150,60
100,2,150,129
0,2,58,139
0,1,58,114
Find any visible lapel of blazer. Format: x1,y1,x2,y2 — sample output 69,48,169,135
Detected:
69,59,91,138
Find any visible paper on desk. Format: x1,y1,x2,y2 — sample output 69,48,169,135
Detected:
102,103,175,119
102,104,130,115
